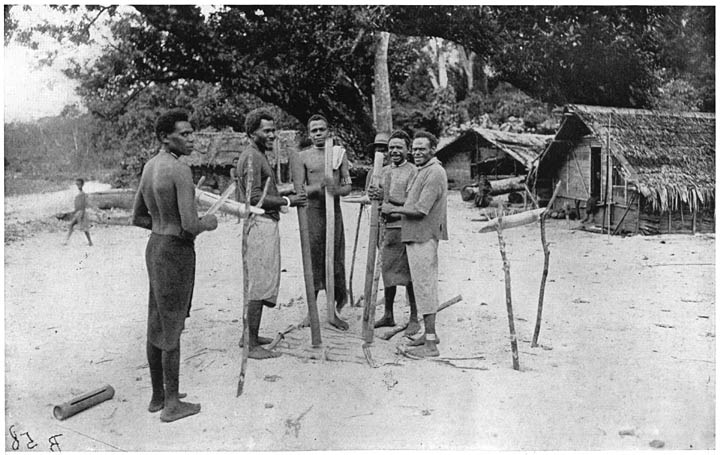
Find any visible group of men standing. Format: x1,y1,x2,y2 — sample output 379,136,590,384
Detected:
368,129,448,358
131,108,447,422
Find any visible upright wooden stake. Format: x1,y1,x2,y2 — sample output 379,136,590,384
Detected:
237,156,253,397
496,209,520,371
274,137,282,183
532,216,550,348
531,181,561,348
362,152,386,342
349,204,365,307
605,115,612,238
289,151,321,346
368,221,386,335
324,137,336,324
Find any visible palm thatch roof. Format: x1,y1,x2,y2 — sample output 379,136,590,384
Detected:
437,127,552,169
181,130,301,167
558,104,715,212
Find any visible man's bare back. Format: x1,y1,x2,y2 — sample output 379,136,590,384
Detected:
133,152,213,237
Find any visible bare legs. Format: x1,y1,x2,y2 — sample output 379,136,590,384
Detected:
374,284,419,336
246,300,280,359
146,341,199,421
406,312,440,357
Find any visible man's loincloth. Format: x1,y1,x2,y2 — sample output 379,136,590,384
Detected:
244,215,281,305
405,239,439,315
381,228,411,287
145,233,196,351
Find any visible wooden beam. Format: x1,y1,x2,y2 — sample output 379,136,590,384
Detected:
289,150,321,346
361,152,385,342
324,137,336,325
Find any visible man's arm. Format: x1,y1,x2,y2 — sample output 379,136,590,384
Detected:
131,184,152,230
387,170,441,219
176,166,217,235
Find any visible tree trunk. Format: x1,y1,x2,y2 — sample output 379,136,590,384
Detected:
437,38,448,89
460,176,526,201
458,45,476,92
373,31,392,134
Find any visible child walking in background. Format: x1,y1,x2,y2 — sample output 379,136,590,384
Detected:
63,178,93,246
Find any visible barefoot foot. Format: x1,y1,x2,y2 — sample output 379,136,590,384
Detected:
408,334,440,347
238,336,272,348
160,400,201,422
329,316,349,331
299,314,311,328
374,315,396,329
404,342,440,358
248,346,282,360
404,319,420,337
148,393,188,413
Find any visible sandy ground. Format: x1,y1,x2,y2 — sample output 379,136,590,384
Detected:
3,187,716,451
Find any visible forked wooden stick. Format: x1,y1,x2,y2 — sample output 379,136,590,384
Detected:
531,181,561,348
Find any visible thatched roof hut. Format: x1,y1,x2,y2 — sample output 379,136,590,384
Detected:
180,130,301,168
533,104,715,234
435,127,552,187
555,104,715,212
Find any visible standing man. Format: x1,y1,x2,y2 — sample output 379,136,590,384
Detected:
298,114,352,330
367,130,420,336
385,131,448,358
237,108,306,359
132,109,218,422
372,132,389,156
63,178,93,246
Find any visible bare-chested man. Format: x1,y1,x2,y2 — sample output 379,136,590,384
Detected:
132,109,218,422
236,108,306,359
297,114,352,330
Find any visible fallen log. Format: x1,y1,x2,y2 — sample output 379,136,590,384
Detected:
461,176,526,201
195,188,264,217
87,189,135,210
474,207,546,233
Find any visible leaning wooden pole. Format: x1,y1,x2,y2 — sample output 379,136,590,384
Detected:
324,137,336,324
362,152,386,342
289,151,321,346
237,156,253,397
532,216,550,348
496,210,520,371
531,181,561,348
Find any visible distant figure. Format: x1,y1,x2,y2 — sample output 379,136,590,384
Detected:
63,178,93,246
581,195,600,223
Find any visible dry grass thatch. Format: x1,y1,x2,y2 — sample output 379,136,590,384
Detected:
180,130,302,167
565,104,715,212
437,127,552,169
